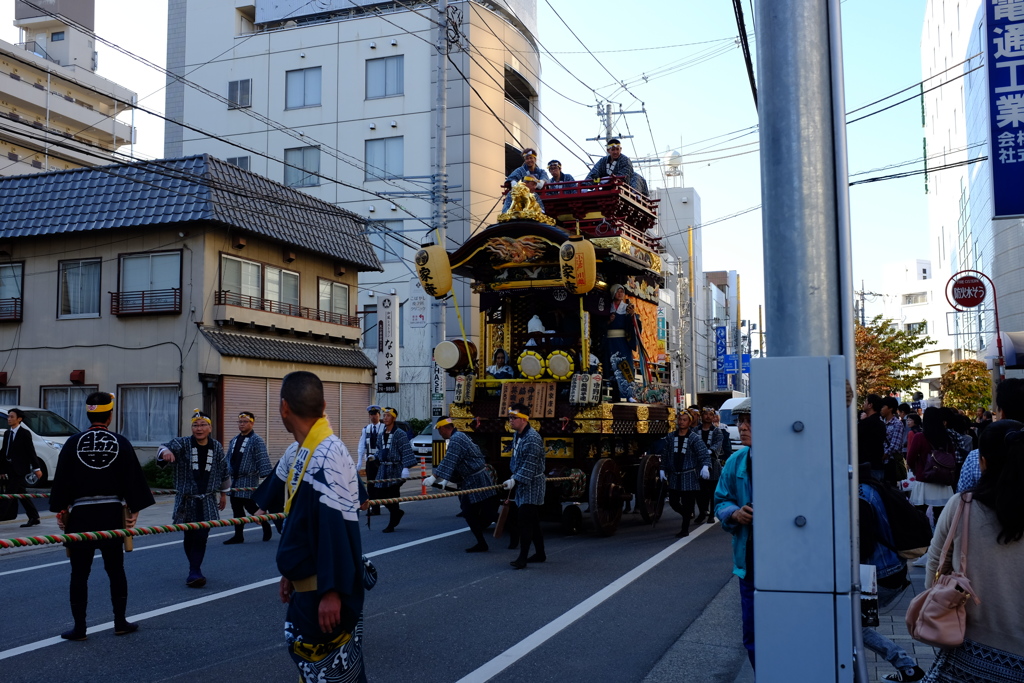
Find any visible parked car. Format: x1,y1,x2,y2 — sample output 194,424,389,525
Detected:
410,423,435,457
0,406,80,485
716,397,747,454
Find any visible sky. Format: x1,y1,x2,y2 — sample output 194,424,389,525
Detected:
1,0,932,327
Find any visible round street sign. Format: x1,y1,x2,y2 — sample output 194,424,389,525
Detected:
950,275,986,308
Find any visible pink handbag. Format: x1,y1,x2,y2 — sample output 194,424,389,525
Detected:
905,493,981,648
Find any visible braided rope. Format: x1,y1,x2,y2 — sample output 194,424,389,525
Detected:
369,476,578,506
0,486,262,500
0,513,287,549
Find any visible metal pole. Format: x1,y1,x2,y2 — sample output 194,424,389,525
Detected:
755,0,862,679
435,0,448,353
688,225,698,406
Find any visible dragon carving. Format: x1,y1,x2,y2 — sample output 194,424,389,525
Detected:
497,182,557,226
483,235,550,263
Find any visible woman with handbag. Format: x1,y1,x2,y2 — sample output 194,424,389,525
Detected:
907,407,956,522
918,420,1024,682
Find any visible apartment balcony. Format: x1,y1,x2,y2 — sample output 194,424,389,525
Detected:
0,297,22,322
214,291,361,342
111,288,182,316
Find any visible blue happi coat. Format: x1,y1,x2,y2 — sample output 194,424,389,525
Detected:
226,431,272,499
433,430,496,504
159,436,230,523
372,426,416,488
660,430,711,492
510,426,546,506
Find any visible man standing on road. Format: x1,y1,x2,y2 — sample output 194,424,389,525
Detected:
1,408,43,527
49,392,155,641
714,398,754,670
223,412,273,544
255,371,367,683
357,405,386,516
425,417,498,553
504,403,546,569
157,410,230,588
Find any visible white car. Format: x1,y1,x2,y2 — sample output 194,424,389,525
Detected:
0,406,79,485
410,423,435,457
716,397,747,454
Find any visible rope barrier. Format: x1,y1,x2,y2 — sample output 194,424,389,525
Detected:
0,513,287,549
0,486,263,500
368,476,578,506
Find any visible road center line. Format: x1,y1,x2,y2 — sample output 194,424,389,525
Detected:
454,523,715,683
0,526,469,661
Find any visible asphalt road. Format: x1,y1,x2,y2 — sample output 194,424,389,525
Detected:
0,496,734,683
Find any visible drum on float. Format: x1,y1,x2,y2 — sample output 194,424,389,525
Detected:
434,339,477,373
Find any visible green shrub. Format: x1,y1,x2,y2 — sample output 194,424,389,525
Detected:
142,459,175,489
408,418,429,434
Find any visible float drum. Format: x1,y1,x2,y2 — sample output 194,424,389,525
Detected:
434,339,477,372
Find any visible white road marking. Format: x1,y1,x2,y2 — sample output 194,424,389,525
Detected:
0,526,469,661
454,523,715,683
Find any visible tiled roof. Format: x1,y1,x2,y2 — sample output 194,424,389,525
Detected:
0,154,382,271
201,328,375,370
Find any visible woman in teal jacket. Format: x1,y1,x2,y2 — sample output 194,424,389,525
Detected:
713,399,754,670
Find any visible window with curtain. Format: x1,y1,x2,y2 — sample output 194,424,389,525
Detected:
221,255,262,304
318,279,349,322
42,385,98,432
0,387,20,404
284,146,320,187
366,55,404,99
265,266,300,312
227,78,252,109
285,67,322,109
58,259,101,318
120,385,178,444
364,137,403,180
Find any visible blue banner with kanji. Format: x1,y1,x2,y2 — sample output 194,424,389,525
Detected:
988,0,1024,217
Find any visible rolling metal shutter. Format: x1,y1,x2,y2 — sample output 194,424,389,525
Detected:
340,382,372,463
221,376,269,451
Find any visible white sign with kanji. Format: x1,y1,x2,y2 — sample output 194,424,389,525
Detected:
376,293,400,390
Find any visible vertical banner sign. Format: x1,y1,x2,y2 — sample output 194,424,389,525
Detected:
377,294,399,393
408,277,428,328
715,325,729,389
987,0,1024,217
431,361,445,417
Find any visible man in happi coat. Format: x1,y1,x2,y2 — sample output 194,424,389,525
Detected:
503,403,547,569
157,409,230,587
49,392,155,641
255,371,367,683
424,417,498,553
223,411,273,544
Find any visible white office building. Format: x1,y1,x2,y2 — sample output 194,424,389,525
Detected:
164,0,543,418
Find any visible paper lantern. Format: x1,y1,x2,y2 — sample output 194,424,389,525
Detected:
414,244,452,298
559,235,596,294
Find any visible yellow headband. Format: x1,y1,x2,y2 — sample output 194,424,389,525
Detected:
522,175,537,183
508,410,529,420
86,395,115,413
191,409,211,425
383,407,398,418
238,413,255,422
435,418,454,429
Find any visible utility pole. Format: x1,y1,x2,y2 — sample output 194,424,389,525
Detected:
855,280,883,327
586,104,644,144
754,0,863,680
688,225,698,406
432,0,449,414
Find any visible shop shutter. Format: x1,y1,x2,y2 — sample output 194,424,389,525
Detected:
221,376,269,447
340,382,372,463
324,381,341,435
265,378,294,465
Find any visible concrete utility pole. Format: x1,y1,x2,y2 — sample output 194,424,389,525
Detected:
753,0,864,680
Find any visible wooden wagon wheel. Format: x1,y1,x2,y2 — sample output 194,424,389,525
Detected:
636,452,665,524
589,457,625,536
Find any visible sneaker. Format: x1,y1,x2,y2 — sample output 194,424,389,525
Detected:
882,666,925,682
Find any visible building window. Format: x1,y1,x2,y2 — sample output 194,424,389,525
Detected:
365,137,403,180
366,55,404,99
42,385,98,432
58,258,101,319
0,262,23,321
115,251,182,315
362,304,377,347
284,146,320,187
0,387,19,404
905,322,928,335
51,31,65,42
265,266,300,312
285,66,322,109
504,66,536,115
226,156,250,171
119,385,178,445
368,221,402,262
319,279,350,317
228,79,252,109
221,254,262,301
903,292,928,305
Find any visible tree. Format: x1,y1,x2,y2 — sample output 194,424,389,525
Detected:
855,315,933,398
940,359,991,412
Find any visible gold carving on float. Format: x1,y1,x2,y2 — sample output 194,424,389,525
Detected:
590,237,662,274
449,405,475,419
497,184,557,226
453,418,473,431
636,405,650,421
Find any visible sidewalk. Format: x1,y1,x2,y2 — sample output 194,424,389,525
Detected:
642,559,939,683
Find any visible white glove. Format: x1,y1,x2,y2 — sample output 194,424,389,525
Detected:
423,475,437,488
700,465,710,480
658,470,667,481
535,179,545,189
502,478,516,490
401,468,410,479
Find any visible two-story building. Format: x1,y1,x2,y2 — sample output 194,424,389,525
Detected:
0,153,381,468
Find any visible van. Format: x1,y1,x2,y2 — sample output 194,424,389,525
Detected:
717,397,748,454
0,406,79,484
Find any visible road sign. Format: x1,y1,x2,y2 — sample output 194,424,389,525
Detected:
949,275,986,309
716,372,729,390
741,353,751,373
723,354,739,374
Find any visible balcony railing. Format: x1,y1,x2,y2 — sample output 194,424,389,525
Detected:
0,297,22,322
216,291,360,328
111,288,182,316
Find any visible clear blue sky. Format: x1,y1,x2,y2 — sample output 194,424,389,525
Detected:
3,0,931,323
